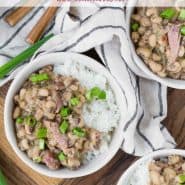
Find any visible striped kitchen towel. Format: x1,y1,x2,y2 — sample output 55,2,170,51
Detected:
0,4,175,156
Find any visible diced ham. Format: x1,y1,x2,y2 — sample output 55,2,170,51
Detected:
167,25,181,63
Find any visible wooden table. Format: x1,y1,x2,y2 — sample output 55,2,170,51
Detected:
0,51,185,185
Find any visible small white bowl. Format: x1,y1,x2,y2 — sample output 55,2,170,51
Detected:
126,3,185,89
4,52,126,178
117,149,185,185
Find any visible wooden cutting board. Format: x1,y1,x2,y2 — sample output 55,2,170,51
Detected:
0,51,185,185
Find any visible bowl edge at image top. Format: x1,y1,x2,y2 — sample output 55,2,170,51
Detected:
127,4,185,89
4,52,127,178
117,149,185,185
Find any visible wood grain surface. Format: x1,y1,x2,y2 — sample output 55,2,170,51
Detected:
0,51,185,185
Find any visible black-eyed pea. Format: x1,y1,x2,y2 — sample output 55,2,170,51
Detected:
178,46,185,57
140,17,151,27
152,53,161,62
137,47,151,58
19,88,26,100
138,26,146,35
180,59,185,68
38,88,49,97
157,70,167,78
17,128,26,138
131,14,141,22
167,62,182,73
149,61,163,73
138,40,145,47
149,34,157,48
150,170,162,185
146,8,158,17
163,168,176,182
131,32,140,43
19,139,29,151
151,15,162,24
13,106,21,119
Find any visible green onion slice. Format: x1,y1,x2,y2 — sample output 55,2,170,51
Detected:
178,174,185,183
59,120,69,134
36,128,47,139
39,139,45,150
29,73,49,83
131,22,139,31
160,8,176,19
16,117,24,124
70,97,80,106
181,25,185,35
25,116,37,127
86,87,106,101
72,127,86,137
60,107,70,117
33,156,42,163
58,152,67,161
179,9,185,20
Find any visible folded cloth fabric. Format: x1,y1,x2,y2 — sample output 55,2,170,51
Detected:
0,4,176,156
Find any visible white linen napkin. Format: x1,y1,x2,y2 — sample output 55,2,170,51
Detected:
0,4,175,156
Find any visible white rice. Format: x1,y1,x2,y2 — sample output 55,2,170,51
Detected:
54,60,120,156
124,159,151,185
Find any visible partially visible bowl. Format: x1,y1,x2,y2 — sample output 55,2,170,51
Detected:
126,2,185,89
4,52,126,178
117,149,185,185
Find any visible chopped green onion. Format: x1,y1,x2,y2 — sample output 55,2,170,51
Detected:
85,90,92,101
0,34,53,79
39,139,45,150
160,8,176,19
60,107,70,117
16,117,24,124
59,120,69,134
36,128,47,138
181,25,185,35
178,174,185,183
86,87,106,101
25,116,37,127
131,22,139,31
58,152,67,161
29,73,49,83
0,170,7,185
179,9,185,20
98,90,106,100
70,97,80,106
33,156,42,163
72,127,86,137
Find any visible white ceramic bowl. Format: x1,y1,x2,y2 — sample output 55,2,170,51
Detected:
117,149,185,185
4,52,126,178
126,2,185,89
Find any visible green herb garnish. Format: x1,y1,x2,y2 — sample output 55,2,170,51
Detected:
86,87,106,101
178,174,185,183
0,170,7,185
70,97,80,106
36,128,47,139
39,139,45,150
16,117,24,124
160,8,176,19
131,22,139,31
33,156,42,163
72,127,86,137
179,9,185,20
58,152,67,161
29,73,49,83
60,107,70,117
181,25,185,35
25,116,37,127
59,120,69,134
0,34,53,79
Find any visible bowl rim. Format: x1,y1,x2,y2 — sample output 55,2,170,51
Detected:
127,5,185,89
4,52,126,178
117,149,185,185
